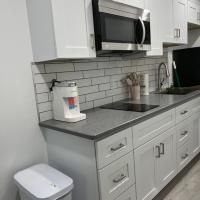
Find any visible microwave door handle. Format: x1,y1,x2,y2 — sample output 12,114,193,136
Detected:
138,17,146,45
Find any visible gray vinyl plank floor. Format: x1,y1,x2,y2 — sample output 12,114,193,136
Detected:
154,155,200,200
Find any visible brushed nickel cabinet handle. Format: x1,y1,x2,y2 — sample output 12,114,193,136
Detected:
174,28,178,38
181,153,189,160
181,110,188,115
90,34,95,49
111,143,125,152
160,143,165,155
113,174,126,183
181,130,188,136
156,145,161,158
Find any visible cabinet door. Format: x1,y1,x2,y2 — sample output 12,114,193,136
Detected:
51,0,96,58
135,141,158,200
112,0,145,9
145,0,163,56
197,6,200,25
188,1,198,24
189,112,200,159
173,0,188,44
155,128,177,190
160,0,174,43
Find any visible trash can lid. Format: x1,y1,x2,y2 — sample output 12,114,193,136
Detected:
14,164,73,200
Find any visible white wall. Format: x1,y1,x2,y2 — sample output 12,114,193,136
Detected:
0,1,47,200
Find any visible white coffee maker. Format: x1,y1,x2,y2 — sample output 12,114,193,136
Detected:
51,81,86,123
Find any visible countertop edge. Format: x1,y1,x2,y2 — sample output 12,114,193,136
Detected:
39,93,200,141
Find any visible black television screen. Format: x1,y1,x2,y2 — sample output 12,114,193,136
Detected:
173,47,200,87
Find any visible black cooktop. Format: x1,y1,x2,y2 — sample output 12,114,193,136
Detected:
101,103,159,112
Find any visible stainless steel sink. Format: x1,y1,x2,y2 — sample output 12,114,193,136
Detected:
155,87,197,95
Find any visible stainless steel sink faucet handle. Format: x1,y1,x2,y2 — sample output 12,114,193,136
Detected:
158,62,170,91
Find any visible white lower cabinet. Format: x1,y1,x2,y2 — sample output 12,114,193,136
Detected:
189,112,200,159
135,128,177,200
98,151,135,200
115,186,136,200
177,140,190,172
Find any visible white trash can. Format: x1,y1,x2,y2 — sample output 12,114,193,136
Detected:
14,164,73,200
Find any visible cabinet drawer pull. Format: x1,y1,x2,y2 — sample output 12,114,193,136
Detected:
90,34,95,49
113,174,126,183
197,12,200,21
181,131,188,136
181,153,188,160
155,145,161,158
160,143,165,155
181,110,188,115
174,28,178,38
111,143,125,152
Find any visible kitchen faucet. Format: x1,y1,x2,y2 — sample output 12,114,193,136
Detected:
158,62,170,91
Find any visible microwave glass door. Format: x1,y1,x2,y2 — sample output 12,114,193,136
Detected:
100,13,135,44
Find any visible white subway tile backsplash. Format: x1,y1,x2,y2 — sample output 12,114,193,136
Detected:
57,71,83,81
110,74,125,82
79,95,86,104
76,79,92,87
132,59,145,66
34,73,56,84
105,68,122,75
94,97,112,107
45,63,74,73
99,83,111,91
92,76,110,85
86,91,106,101
37,93,49,103
113,93,129,102
122,66,136,73
35,83,50,94
32,64,45,74
83,69,104,78
40,111,53,121
97,61,120,69
38,102,52,112
110,81,118,89
80,101,94,111
79,85,99,95
118,60,132,67
31,53,168,121
106,87,127,97
74,62,97,71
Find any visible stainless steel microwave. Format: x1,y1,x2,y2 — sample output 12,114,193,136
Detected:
92,0,151,56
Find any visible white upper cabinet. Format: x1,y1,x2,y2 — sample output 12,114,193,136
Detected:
145,0,163,56
160,0,187,44
173,0,188,43
27,0,96,62
111,0,145,9
188,0,200,25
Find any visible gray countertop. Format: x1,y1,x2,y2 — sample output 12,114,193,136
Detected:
39,91,200,141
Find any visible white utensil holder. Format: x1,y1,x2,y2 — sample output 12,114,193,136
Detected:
131,85,140,100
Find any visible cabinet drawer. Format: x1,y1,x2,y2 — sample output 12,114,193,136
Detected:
175,98,200,123
96,128,133,169
133,110,175,148
191,97,200,113
98,152,135,200
115,186,136,200
176,118,192,148
177,141,190,172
